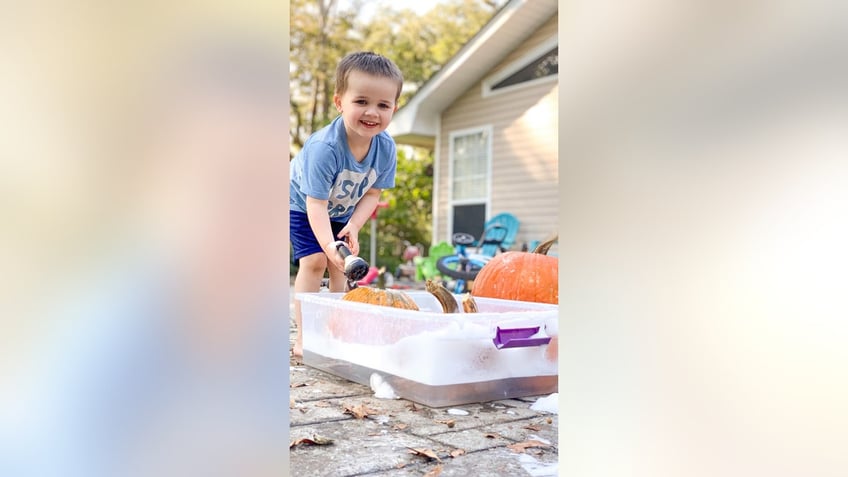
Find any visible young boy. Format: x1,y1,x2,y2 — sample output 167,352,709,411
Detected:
290,51,403,357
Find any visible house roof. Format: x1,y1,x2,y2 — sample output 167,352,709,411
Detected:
387,0,558,148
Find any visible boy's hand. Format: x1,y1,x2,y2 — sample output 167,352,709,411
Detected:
336,223,361,256
322,242,347,272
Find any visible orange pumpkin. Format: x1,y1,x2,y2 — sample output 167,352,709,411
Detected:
327,287,419,344
471,236,558,304
340,287,419,310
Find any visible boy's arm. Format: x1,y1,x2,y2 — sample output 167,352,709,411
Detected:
305,197,346,272
337,188,382,257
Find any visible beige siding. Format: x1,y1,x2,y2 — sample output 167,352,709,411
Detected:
435,15,558,248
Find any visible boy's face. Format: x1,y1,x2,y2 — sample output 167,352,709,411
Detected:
334,70,399,143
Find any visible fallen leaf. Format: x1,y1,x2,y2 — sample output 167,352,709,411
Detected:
407,447,442,462
289,435,334,448
392,423,408,431
434,419,455,428
289,398,296,409
484,433,502,439
449,449,466,458
523,424,542,431
423,465,443,476
312,401,331,408
290,382,308,388
395,462,407,469
506,439,550,454
343,403,378,420
407,402,420,412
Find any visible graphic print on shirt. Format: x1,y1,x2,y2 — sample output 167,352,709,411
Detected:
328,168,378,218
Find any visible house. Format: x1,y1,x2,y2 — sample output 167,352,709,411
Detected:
388,0,558,249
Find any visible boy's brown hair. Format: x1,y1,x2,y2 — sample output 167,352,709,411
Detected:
334,51,404,102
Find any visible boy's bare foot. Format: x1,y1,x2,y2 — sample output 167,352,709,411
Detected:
292,342,303,358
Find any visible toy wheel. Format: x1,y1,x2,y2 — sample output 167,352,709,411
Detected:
436,255,486,281
451,232,475,246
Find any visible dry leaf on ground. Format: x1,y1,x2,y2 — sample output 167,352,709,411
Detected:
484,432,502,439
392,423,408,431
312,401,331,408
434,419,455,428
407,447,442,462
449,449,466,458
523,424,542,431
423,465,443,476
507,439,550,453
343,403,378,419
289,435,334,448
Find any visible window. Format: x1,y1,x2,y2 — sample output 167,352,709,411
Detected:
452,204,486,237
491,46,557,90
482,36,558,97
449,127,491,237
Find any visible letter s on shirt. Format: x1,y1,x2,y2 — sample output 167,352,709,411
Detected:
328,169,377,218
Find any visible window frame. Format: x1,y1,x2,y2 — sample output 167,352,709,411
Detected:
481,35,558,98
446,125,493,240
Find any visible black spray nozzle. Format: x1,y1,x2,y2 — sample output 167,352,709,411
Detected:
333,241,370,282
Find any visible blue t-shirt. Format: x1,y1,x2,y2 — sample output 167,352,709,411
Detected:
290,116,397,221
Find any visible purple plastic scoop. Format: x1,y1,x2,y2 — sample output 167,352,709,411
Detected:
493,326,552,349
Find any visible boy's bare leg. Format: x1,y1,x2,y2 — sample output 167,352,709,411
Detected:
292,253,328,357
327,264,347,293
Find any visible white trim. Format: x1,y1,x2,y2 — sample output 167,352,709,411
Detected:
451,198,489,206
486,125,493,224
447,125,493,240
431,115,441,246
485,73,558,98
481,34,558,98
446,128,454,242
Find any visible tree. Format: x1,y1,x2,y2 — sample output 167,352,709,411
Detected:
290,0,362,155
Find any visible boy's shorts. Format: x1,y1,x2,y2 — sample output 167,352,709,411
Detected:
290,210,348,264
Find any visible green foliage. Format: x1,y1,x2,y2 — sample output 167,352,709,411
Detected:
357,147,433,271
290,0,363,154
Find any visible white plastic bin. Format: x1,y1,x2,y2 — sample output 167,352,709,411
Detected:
298,291,558,407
